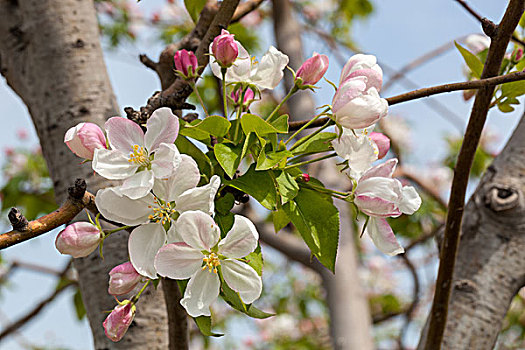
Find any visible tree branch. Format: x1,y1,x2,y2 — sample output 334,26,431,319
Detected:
162,279,189,350
423,1,525,348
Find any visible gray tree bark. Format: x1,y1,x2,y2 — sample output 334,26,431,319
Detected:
0,0,168,348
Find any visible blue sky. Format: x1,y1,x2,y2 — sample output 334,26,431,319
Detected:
0,1,522,348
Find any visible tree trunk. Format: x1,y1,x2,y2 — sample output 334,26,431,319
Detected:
0,0,168,348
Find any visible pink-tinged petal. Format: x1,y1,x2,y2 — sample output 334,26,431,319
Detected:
332,76,367,112
334,88,388,129
103,302,135,342
128,223,166,279
180,269,220,317
95,188,154,226
175,175,221,215
342,67,383,92
219,215,259,258
154,242,203,279
360,158,398,181
211,29,238,67
92,148,138,180
221,259,262,304
108,262,142,296
55,222,101,258
296,53,329,85
340,54,380,84
144,108,180,151
118,170,154,200
366,217,404,256
64,123,106,159
153,154,200,201
369,132,390,159
355,177,400,202
354,195,401,218
105,117,144,153
216,42,251,82
399,185,422,215
151,143,181,179
176,211,220,251
332,128,378,178
166,224,182,244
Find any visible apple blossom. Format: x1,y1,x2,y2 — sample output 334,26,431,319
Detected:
295,53,329,87
103,301,136,342
155,211,262,317
55,222,102,258
211,29,238,68
340,54,383,92
332,76,388,130
92,107,181,199
369,132,390,159
211,42,289,90
64,122,107,160
332,127,378,179
174,49,199,80
108,262,142,296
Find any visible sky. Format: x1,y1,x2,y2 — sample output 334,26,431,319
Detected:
0,1,523,349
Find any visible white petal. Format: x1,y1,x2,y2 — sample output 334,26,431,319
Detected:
250,46,289,90
155,242,203,279
151,143,182,179
176,211,220,251
360,158,398,181
166,224,183,244
180,269,220,317
92,148,138,180
219,215,259,258
332,129,378,179
399,185,422,214
129,223,166,279
356,177,400,203
145,108,180,152
105,117,144,153
221,259,262,304
95,188,154,226
222,42,252,83
118,170,154,199
366,217,404,256
175,175,221,215
153,154,200,201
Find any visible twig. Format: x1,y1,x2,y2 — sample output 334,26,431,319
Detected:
139,53,158,71
288,70,525,131
231,0,266,23
423,2,525,348
0,179,97,250
398,254,421,349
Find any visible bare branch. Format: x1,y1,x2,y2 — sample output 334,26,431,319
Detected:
162,279,189,350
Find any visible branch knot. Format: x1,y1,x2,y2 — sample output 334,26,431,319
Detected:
8,208,28,232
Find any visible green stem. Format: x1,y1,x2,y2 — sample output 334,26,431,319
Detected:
133,280,151,303
191,81,209,118
304,181,350,197
284,152,337,170
283,107,330,147
104,225,133,236
221,68,228,118
233,88,246,142
266,85,298,123
289,119,333,152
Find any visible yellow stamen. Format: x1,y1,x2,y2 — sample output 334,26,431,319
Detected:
202,253,221,274
148,198,176,224
128,145,149,166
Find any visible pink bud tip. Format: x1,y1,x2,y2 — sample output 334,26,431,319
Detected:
174,49,198,78
108,262,142,296
103,302,136,342
369,132,390,159
64,123,107,160
211,29,238,68
55,222,102,258
296,53,329,86
231,87,255,105
302,173,310,182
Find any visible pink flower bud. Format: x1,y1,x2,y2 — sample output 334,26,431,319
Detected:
174,49,198,79
55,222,102,258
369,132,390,159
211,29,238,68
108,262,142,296
296,53,329,86
340,54,383,92
231,87,255,105
301,173,310,182
103,301,136,342
64,123,107,160
513,48,523,62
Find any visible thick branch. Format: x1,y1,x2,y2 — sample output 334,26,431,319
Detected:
162,279,189,350
423,1,525,348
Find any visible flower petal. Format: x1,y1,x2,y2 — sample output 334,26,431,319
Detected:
180,269,220,317
366,217,404,256
129,223,166,279
250,46,289,90
118,170,154,200
151,143,182,179
219,215,259,258
155,242,204,279
176,211,220,251
399,185,422,215
175,175,221,215
221,259,262,304
144,108,180,151
332,128,378,179
92,148,138,180
153,155,200,201
95,188,154,226
218,42,251,83
334,88,388,129
360,158,398,181
166,223,183,244
105,117,144,153
354,195,401,217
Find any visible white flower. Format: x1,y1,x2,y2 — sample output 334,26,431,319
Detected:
93,108,181,199
211,43,289,90
155,211,262,317
332,127,378,179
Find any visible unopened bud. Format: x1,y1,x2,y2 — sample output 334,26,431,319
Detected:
296,53,329,87
174,49,199,80
64,123,106,160
369,132,390,159
108,262,142,296
211,29,238,68
55,222,102,258
103,301,136,342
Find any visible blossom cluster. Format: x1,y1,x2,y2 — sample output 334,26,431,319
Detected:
57,29,421,342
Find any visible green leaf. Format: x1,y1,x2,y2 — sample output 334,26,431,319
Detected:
270,114,289,133
501,80,525,98
283,186,339,272
228,165,278,210
256,149,292,170
215,192,235,215
275,170,299,204
245,245,263,276
175,136,213,180
498,102,515,113
194,316,223,337
272,208,290,233
184,0,207,23
516,59,525,72
241,113,283,136
73,289,86,320
214,143,243,179
455,42,484,78
291,132,337,155
215,211,234,238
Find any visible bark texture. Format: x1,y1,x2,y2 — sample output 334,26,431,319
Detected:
0,0,168,348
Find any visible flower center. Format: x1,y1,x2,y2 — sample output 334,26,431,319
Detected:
128,145,149,166
202,253,220,274
148,199,176,225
